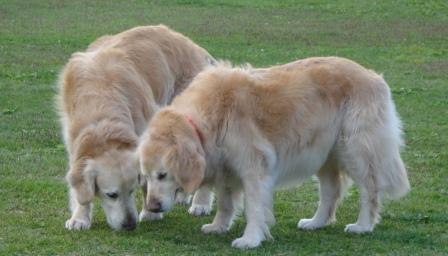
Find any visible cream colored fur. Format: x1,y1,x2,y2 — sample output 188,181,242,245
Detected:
57,25,214,230
139,57,410,248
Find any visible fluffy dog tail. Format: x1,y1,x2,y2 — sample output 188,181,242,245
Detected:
342,74,410,200
376,84,410,200
383,152,410,199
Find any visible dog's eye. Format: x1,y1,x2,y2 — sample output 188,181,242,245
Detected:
106,192,118,199
157,173,167,180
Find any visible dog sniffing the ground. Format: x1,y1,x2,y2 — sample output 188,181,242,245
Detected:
138,57,410,248
57,25,214,231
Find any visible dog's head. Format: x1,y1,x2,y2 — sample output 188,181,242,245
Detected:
138,109,205,213
66,122,139,230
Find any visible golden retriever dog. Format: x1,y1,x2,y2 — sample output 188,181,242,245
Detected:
57,25,214,231
138,57,410,248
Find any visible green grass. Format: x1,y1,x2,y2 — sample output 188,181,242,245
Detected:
1,0,447,255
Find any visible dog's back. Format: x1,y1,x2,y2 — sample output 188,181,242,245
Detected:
86,25,213,104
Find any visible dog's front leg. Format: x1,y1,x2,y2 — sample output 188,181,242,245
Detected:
189,185,214,216
231,170,274,249
201,184,240,234
65,187,92,230
175,190,192,205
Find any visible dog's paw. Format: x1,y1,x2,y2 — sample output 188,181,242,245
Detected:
175,193,192,205
188,204,212,216
65,218,91,230
139,210,163,222
344,223,373,233
298,218,326,230
231,236,262,249
201,223,229,234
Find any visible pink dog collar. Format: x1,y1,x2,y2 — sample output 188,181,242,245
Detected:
186,115,205,147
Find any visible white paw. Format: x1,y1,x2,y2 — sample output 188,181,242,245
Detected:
231,236,262,249
201,223,229,234
139,210,163,222
65,218,91,230
175,193,192,205
344,223,373,233
188,204,212,216
298,218,326,230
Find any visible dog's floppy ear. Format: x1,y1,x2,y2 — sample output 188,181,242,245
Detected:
163,142,205,193
66,159,95,205
65,120,138,205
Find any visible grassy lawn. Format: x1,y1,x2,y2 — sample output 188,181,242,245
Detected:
1,0,447,255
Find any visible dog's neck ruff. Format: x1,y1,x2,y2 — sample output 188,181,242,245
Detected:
186,115,205,148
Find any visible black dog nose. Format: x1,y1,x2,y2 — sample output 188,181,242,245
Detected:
121,218,137,231
149,201,162,213
122,221,136,231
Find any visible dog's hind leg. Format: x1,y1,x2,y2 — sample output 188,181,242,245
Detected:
65,187,92,230
298,156,350,230
344,177,379,233
338,135,382,233
189,185,214,216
